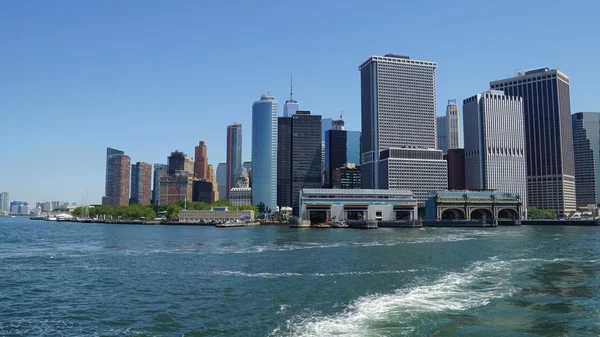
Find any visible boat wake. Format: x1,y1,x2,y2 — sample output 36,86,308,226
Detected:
270,258,542,337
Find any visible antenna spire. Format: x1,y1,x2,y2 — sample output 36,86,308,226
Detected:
290,73,293,101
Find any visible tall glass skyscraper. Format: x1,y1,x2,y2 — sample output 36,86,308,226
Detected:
252,94,278,212
572,112,600,206
216,162,227,201
491,68,575,217
226,123,243,198
152,164,168,205
324,128,361,187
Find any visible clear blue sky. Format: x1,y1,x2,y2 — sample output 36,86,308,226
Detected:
1,0,599,205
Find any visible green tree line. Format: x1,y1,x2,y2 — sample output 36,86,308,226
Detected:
72,200,258,220
527,206,557,219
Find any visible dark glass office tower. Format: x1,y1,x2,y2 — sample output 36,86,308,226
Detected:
572,112,600,206
277,111,322,215
324,130,347,187
491,68,575,217
277,117,293,209
226,123,243,199
291,111,322,215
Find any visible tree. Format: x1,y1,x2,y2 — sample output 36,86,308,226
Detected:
527,206,556,219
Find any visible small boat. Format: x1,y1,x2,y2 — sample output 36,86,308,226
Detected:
47,216,57,221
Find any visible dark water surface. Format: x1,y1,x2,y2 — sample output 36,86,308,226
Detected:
1,217,599,336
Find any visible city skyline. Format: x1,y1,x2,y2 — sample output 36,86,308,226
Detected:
2,1,599,204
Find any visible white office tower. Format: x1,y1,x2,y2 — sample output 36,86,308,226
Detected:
359,54,447,202
446,100,461,150
463,90,527,208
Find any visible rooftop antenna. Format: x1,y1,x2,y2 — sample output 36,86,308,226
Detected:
340,111,344,120
290,73,293,101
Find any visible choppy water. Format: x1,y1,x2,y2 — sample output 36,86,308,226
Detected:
1,217,599,336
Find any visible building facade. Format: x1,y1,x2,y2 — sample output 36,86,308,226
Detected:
194,141,209,180
230,187,252,207
425,190,522,221
436,116,447,153
378,148,448,202
324,128,362,187
168,151,193,175
491,68,575,217
299,188,418,224
332,163,361,189
252,94,278,212
277,117,293,208
359,54,446,201
207,164,219,201
277,111,322,214
226,123,243,199
179,207,255,223
102,148,131,206
572,112,600,206
192,180,214,204
159,172,193,205
446,100,461,150
216,162,227,201
0,192,8,215
463,90,527,209
445,149,466,190
130,162,152,205
152,164,168,205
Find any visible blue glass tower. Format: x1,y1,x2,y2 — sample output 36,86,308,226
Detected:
252,94,278,212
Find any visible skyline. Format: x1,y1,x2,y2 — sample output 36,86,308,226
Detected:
1,0,599,204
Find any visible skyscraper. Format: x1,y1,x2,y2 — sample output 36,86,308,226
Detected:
167,151,193,175
277,116,293,208
226,123,243,199
102,147,131,206
446,100,461,150
194,141,209,180
283,74,299,117
437,116,447,152
491,68,575,217
324,126,362,187
216,162,227,201
130,162,152,205
0,192,9,215
152,164,168,205
463,90,527,209
572,112,600,206
207,164,218,201
359,54,447,202
252,94,278,212
277,111,322,214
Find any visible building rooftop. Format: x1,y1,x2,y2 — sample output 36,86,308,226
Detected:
302,188,414,197
430,190,520,199
359,55,437,70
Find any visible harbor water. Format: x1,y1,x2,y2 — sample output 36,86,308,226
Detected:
1,217,599,336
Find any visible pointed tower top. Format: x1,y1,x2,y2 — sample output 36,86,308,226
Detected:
290,73,293,101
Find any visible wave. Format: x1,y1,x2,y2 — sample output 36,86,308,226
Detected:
210,269,419,279
270,258,543,337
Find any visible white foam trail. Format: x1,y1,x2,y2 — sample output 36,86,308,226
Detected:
271,258,537,337
212,271,303,278
211,269,419,279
